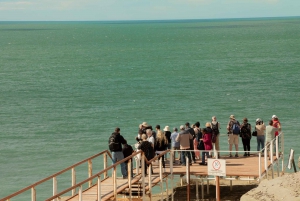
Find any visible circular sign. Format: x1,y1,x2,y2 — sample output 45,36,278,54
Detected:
212,160,221,170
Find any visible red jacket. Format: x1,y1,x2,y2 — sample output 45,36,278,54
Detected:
273,120,280,136
202,133,213,150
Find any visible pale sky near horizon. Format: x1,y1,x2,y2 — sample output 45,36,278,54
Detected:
0,0,299,21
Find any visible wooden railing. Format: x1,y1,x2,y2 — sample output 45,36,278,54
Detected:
1,132,284,201
0,150,113,201
45,149,170,201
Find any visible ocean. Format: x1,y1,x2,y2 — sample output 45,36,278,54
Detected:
0,17,300,199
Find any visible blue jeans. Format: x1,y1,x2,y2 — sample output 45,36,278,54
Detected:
257,135,265,151
112,151,127,177
180,149,191,165
202,151,209,164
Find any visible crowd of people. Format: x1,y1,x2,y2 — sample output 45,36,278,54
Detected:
108,115,282,178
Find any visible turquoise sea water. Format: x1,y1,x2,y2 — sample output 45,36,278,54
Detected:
1,17,300,199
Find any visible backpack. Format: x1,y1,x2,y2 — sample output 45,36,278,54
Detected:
241,123,251,139
211,122,219,143
232,121,240,134
108,134,120,151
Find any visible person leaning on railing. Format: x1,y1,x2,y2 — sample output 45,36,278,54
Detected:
255,118,266,153
265,120,280,159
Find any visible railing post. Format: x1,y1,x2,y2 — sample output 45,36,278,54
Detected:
104,152,108,178
264,147,268,174
148,162,152,201
141,154,145,201
196,179,199,201
113,166,117,200
31,187,36,201
276,136,279,159
72,168,76,196
97,176,101,201
258,152,261,181
128,160,132,200
170,150,174,201
186,155,190,201
281,133,284,172
78,186,82,201
270,141,273,163
88,159,93,187
136,156,140,175
53,177,57,201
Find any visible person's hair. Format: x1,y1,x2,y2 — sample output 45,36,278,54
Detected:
243,118,248,122
156,125,160,129
146,129,152,135
185,122,190,127
141,134,147,140
156,131,166,145
124,140,127,144
205,122,211,128
173,127,178,131
269,120,273,126
256,121,261,125
212,116,216,120
195,121,200,127
115,127,120,132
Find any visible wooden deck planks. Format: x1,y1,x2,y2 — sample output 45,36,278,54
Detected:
66,154,277,201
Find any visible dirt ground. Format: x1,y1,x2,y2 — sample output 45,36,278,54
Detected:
125,172,300,201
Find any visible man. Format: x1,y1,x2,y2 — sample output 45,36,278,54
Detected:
176,125,193,166
185,122,196,163
122,140,134,178
108,127,127,178
146,129,155,147
227,115,240,157
170,127,180,163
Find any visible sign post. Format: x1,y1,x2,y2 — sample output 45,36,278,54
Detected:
207,159,226,201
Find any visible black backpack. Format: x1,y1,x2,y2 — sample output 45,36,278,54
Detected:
211,122,219,135
108,134,120,151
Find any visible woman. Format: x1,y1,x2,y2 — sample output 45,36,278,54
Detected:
137,134,154,174
240,118,252,156
163,125,171,160
193,122,201,160
255,118,266,152
211,116,220,158
154,130,168,168
199,126,213,165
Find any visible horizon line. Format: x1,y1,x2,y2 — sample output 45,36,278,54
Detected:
1,15,300,22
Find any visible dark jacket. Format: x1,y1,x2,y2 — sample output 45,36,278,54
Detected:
122,144,134,163
108,132,126,152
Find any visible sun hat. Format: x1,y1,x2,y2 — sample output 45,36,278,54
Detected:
256,118,262,123
180,125,185,130
272,115,278,119
229,115,235,119
142,122,149,127
163,126,170,131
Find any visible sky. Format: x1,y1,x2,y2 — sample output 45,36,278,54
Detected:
0,0,299,21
